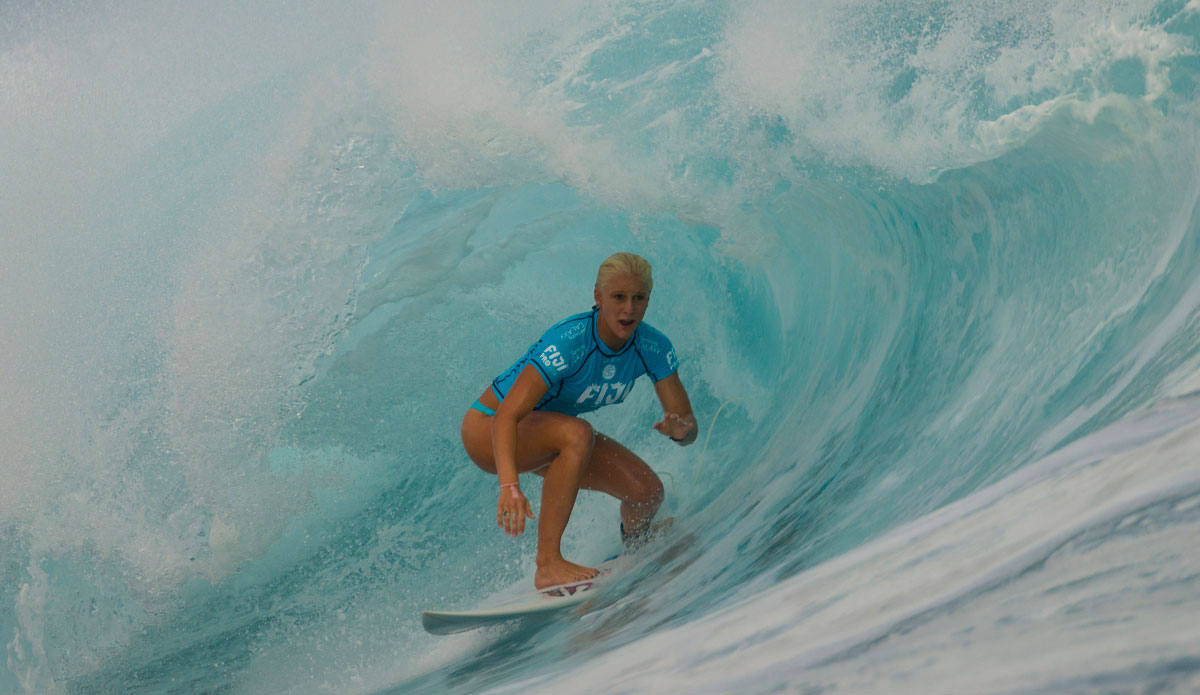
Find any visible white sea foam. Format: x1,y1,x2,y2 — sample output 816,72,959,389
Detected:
485,399,1200,694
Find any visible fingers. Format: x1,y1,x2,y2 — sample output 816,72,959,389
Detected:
501,504,521,536
499,505,518,536
497,493,536,537
653,412,695,439
506,506,525,537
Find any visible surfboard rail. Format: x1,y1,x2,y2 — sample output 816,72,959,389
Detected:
421,559,623,635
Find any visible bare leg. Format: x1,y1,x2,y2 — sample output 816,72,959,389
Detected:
531,417,596,587
461,405,601,588
535,432,665,537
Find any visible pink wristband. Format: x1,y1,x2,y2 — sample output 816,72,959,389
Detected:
500,482,520,498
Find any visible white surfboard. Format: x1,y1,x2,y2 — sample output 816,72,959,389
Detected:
421,557,625,635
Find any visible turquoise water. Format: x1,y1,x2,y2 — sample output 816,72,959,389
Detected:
3,1,1200,693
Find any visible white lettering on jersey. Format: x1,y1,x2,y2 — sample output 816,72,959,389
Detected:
540,344,567,372
576,384,601,404
605,381,628,404
576,381,629,407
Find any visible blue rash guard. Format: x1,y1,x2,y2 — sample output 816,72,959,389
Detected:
491,308,679,416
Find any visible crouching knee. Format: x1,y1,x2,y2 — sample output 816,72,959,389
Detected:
635,473,665,508
560,418,596,458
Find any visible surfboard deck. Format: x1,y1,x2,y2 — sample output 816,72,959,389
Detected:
421,557,625,635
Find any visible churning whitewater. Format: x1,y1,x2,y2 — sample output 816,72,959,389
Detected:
3,1,1200,693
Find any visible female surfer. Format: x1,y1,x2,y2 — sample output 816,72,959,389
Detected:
460,252,697,589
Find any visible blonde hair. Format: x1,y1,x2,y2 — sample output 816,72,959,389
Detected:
596,252,653,293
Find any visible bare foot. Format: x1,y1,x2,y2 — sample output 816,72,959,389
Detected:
535,557,598,589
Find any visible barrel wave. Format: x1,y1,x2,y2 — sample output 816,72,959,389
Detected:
3,1,1200,693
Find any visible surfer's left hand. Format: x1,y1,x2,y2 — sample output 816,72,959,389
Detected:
653,412,695,442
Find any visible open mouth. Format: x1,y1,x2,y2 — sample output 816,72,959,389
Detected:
618,319,636,328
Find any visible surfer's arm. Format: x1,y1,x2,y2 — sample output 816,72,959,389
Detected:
652,373,697,445
492,364,549,481
491,364,546,535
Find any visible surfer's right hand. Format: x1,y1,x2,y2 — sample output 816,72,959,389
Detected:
497,484,535,537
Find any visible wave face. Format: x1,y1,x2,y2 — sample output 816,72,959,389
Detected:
4,1,1200,693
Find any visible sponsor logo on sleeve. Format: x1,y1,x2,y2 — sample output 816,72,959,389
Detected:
666,349,677,371
540,344,567,372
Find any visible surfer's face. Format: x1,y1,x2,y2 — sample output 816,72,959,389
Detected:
594,274,650,350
